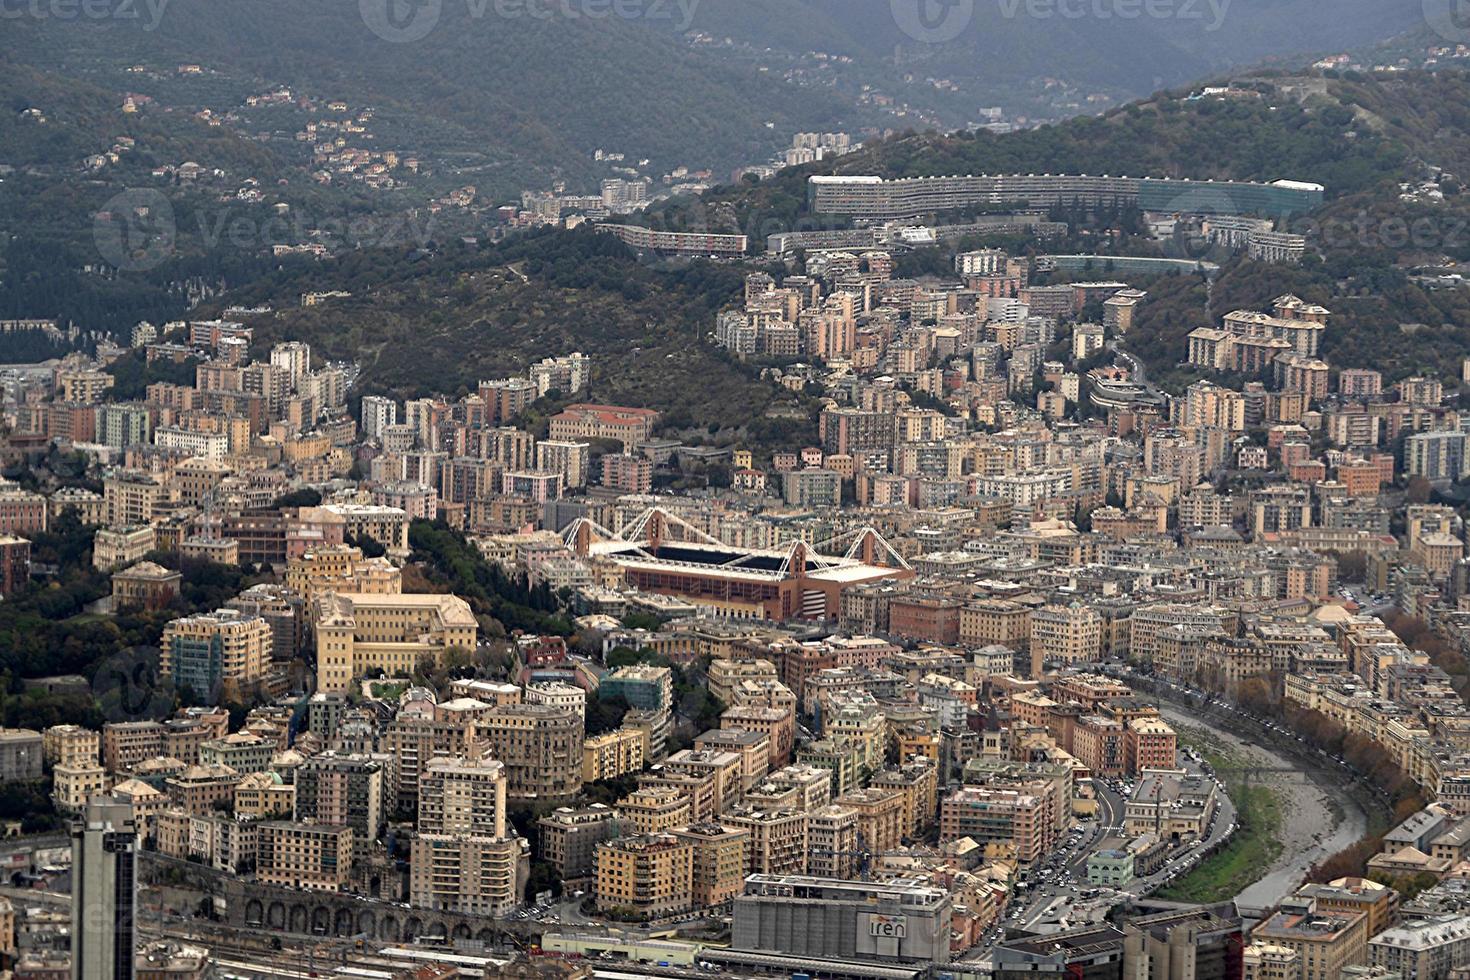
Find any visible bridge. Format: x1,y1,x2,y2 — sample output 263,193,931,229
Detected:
141,854,547,945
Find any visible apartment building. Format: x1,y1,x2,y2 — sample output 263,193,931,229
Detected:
160,608,271,696
1252,896,1368,980
93,525,157,571
1029,604,1102,676
256,821,354,892
619,785,690,834
102,721,165,774
409,833,526,916
417,752,506,838
537,805,620,880
198,732,275,775
723,808,808,876
1123,718,1178,776
43,725,99,768
940,787,1048,864
476,704,583,802
673,823,750,909
294,754,384,846
582,728,646,782
314,592,478,693
52,762,107,814
103,471,165,528
595,833,694,917
285,544,400,604
1368,914,1470,979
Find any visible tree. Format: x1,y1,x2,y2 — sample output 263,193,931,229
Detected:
272,488,323,509
1335,550,1367,582
526,860,562,900
586,694,630,736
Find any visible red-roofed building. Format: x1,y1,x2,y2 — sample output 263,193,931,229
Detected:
549,404,660,450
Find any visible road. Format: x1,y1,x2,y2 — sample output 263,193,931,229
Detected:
1113,345,1148,385
1134,673,1376,913
988,755,1237,939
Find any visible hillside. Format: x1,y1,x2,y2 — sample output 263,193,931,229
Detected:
2,0,856,197
204,227,815,447
17,65,1470,412
643,73,1423,244
1,0,1426,196
675,0,1423,125
641,69,1470,388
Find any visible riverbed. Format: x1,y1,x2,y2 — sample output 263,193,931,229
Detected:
1160,706,1369,910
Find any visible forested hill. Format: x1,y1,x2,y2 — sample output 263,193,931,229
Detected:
2,0,854,195
201,227,815,447
644,70,1470,244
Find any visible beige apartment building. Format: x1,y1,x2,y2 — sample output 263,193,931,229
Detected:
101,721,166,774
43,725,99,768
837,787,907,855
1252,898,1368,980
806,804,860,879
583,728,646,782
723,808,808,876
92,525,156,570
722,704,795,769
1029,604,1102,676
674,823,750,909
233,771,295,819
595,833,693,917
1242,943,1299,980
161,609,271,694
166,764,242,815
619,785,691,834
476,704,583,802
257,821,354,892
103,471,165,528
409,833,525,917
286,544,401,605
312,503,411,554
524,681,587,724
693,728,771,790
314,592,478,693
52,762,106,814
417,753,507,837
